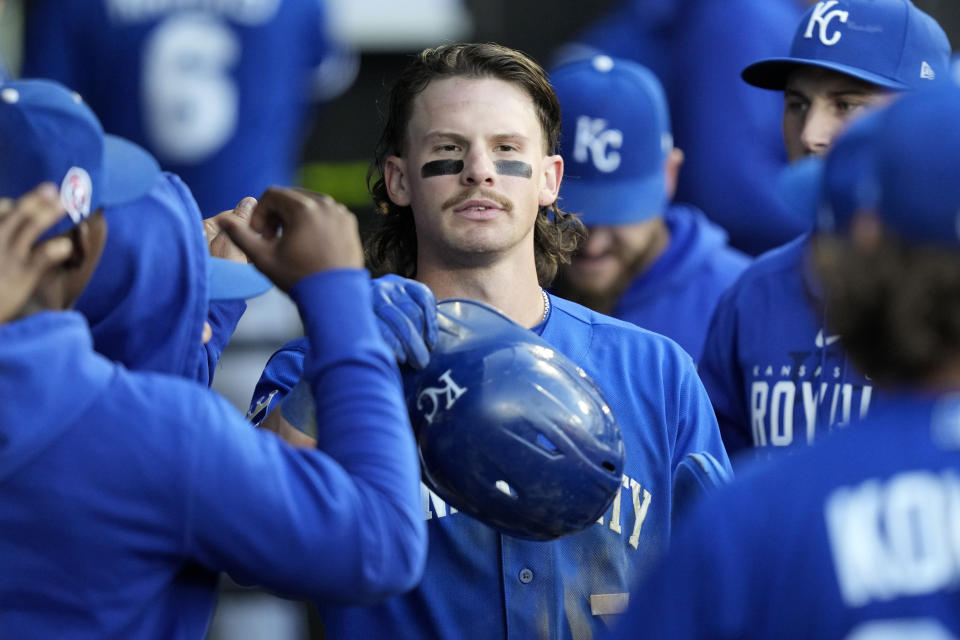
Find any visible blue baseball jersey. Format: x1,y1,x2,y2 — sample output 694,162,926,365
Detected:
698,233,874,464
560,0,807,255
0,271,425,637
613,391,960,639
252,292,730,639
23,0,345,216
609,205,750,360
73,172,245,384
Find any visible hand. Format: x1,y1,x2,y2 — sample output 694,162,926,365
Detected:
204,196,256,263
0,184,75,323
372,274,438,369
219,187,364,291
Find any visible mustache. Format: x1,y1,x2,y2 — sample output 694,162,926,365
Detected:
441,189,513,212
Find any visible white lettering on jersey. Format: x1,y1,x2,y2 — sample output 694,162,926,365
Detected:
846,619,959,640
422,484,457,520
424,473,650,549
804,1,850,46
573,116,623,173
751,379,873,447
825,471,960,607
416,369,467,425
107,0,281,25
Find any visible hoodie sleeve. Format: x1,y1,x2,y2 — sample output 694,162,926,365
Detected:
179,269,426,602
198,300,247,387
246,337,310,427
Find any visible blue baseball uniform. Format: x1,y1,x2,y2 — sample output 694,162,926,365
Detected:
613,391,960,639
0,270,426,638
22,0,347,216
607,205,750,360
698,233,874,463
251,293,730,638
559,0,807,255
74,172,246,384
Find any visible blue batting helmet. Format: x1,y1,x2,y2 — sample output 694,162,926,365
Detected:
403,299,625,541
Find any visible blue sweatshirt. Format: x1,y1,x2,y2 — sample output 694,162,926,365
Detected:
698,234,874,464
73,172,245,384
611,205,750,360
612,391,960,639
562,0,807,255
251,293,730,639
0,270,426,638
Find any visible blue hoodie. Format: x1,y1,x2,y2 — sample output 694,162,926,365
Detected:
612,391,960,639
610,205,750,360
0,270,426,638
698,233,874,464
562,0,807,255
74,172,245,384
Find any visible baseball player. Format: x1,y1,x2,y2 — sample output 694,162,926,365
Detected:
612,81,960,640
21,0,356,217
554,0,811,255
0,79,425,638
697,0,951,463
550,56,750,360
251,42,731,639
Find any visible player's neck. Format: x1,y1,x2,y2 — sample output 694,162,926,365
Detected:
417,253,546,328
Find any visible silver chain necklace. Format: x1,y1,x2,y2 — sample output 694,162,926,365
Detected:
539,288,551,324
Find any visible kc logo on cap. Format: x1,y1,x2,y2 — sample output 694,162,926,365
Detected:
805,1,850,46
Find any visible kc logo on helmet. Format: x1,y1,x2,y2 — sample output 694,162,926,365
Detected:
805,0,849,47
573,116,623,173
60,167,93,223
417,370,468,425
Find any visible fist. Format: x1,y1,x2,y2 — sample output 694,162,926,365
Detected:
220,187,364,291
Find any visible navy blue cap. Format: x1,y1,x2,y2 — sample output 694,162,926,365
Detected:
868,84,960,245
0,79,160,239
742,0,950,91
552,56,672,225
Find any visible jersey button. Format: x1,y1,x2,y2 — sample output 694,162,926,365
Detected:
518,568,534,584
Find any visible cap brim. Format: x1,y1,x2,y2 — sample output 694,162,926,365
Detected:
100,134,161,209
741,58,909,91
559,171,667,226
208,258,273,300
775,156,824,230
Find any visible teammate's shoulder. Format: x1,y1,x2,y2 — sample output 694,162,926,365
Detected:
724,232,809,292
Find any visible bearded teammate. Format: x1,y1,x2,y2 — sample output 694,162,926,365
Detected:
613,81,960,640
250,43,730,638
697,0,951,464
550,56,750,360
554,0,810,256
22,0,356,217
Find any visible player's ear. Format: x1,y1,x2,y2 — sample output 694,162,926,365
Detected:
664,148,684,202
538,154,563,208
384,156,412,207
